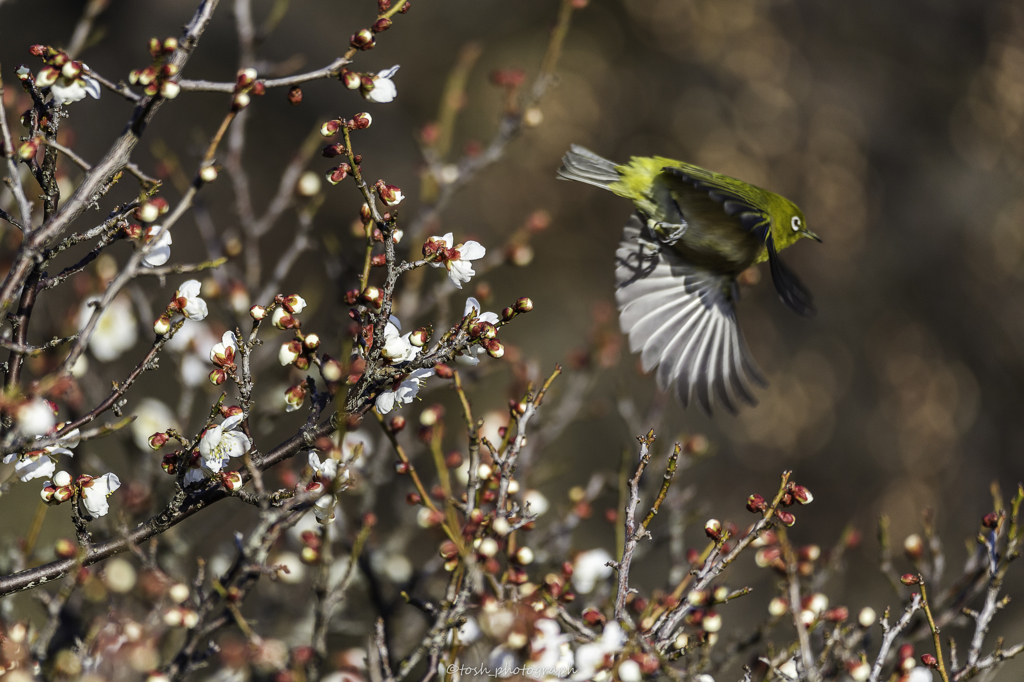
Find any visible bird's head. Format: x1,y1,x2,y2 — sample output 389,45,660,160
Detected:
773,200,820,250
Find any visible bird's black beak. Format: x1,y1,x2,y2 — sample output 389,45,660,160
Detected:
803,229,822,243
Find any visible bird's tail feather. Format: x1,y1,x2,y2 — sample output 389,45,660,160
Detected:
557,144,619,190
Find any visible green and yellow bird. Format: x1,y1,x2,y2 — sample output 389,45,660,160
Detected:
557,145,821,414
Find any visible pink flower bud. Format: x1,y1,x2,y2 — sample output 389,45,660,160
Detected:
377,183,403,206
222,470,244,491
791,485,813,504
434,363,454,378
148,37,162,57
484,338,504,358
287,85,303,105
236,68,258,89
470,321,497,339
279,340,302,366
410,327,429,347
704,519,723,540
250,305,267,320
272,308,297,329
209,368,227,385
137,202,160,223
198,164,218,182
513,297,534,313
285,384,307,412
351,112,372,129
36,66,60,87
320,119,343,137
321,356,343,382
61,60,83,80
350,29,376,50
158,80,180,99
776,510,796,527
339,69,361,89
904,534,924,560
282,294,306,313
326,164,350,185
746,494,767,513
372,17,393,33
17,138,39,160
360,286,383,308
149,432,169,450
137,65,158,86
900,573,920,585
221,405,244,418
322,143,346,158
161,453,179,474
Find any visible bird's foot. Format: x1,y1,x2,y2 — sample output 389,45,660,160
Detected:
648,219,689,245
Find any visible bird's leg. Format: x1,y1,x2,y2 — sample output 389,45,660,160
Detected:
647,217,689,246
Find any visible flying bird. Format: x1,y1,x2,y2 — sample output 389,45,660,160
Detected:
558,145,821,414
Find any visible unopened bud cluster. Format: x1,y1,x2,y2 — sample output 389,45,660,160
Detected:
128,37,182,99
230,67,265,110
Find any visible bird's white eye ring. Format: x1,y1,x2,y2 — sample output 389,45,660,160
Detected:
791,216,801,231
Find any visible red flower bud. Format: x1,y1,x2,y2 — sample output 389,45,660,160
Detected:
320,119,343,137
372,17,393,33
149,432,169,450
287,86,303,105
921,654,938,669
513,297,534,313
434,363,454,379
351,112,372,129
704,519,722,541
775,510,796,527
900,573,921,585
746,493,767,513
350,29,376,51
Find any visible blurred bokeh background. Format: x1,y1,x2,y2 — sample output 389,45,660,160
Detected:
3,0,1024,676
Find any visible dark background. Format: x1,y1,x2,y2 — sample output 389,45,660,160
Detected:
3,0,1024,674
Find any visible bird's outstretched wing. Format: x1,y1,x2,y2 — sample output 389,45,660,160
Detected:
616,214,767,414
663,165,816,318
661,165,771,238
765,236,816,317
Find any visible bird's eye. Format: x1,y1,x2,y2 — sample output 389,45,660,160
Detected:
791,216,801,231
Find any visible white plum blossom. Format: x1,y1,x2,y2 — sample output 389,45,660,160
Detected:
572,548,615,595
80,473,121,517
4,428,79,482
362,65,399,103
427,233,486,289
175,280,208,320
572,621,625,681
15,398,56,437
531,619,574,671
309,451,340,480
311,482,337,524
79,295,138,362
381,316,418,363
5,451,55,481
44,64,101,105
131,398,179,450
375,367,434,415
210,331,238,363
142,226,172,267
906,668,933,682
198,414,251,473
456,297,500,366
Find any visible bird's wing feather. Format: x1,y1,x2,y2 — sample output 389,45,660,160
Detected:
661,166,771,238
766,235,816,317
615,214,766,415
